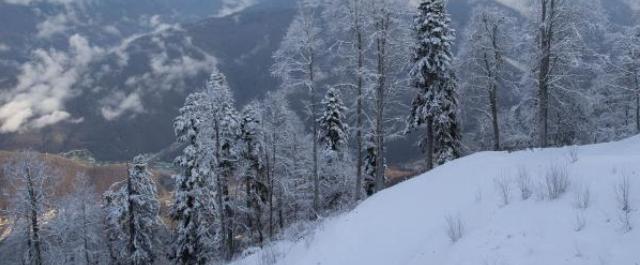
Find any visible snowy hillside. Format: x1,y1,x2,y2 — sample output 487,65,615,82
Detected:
231,137,640,265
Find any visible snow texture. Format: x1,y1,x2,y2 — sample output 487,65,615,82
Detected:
230,136,640,265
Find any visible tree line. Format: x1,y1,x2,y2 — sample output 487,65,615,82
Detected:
1,0,638,264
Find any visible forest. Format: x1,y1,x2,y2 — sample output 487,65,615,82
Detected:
1,0,639,264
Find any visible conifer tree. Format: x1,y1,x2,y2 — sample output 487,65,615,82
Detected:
240,102,266,246
206,69,239,260
171,92,218,265
407,0,457,169
318,88,349,153
103,155,160,265
434,74,462,165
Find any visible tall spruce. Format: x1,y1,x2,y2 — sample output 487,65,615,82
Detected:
318,88,349,153
433,74,462,165
171,92,218,265
102,155,160,265
407,0,457,169
206,69,239,260
240,103,266,246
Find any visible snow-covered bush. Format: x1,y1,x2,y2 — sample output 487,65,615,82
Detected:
258,244,283,265
573,184,591,210
544,165,570,200
494,175,512,206
616,176,633,232
516,166,532,200
445,214,464,243
567,146,579,163
575,212,586,232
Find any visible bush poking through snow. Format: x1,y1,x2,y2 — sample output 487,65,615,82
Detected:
517,167,532,200
567,146,579,163
616,176,633,232
494,175,512,206
445,214,464,243
573,185,591,210
575,212,586,232
544,165,570,200
258,244,283,265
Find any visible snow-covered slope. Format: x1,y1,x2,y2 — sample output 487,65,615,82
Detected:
232,137,640,265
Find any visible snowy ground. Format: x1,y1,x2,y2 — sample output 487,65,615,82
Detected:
231,136,640,265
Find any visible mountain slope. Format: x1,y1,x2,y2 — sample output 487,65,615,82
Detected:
232,137,640,265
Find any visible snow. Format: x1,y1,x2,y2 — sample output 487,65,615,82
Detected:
230,136,640,265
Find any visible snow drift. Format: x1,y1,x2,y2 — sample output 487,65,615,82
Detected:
231,136,640,265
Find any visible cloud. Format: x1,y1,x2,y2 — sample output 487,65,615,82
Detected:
100,91,144,121
0,34,104,133
215,0,256,17
0,43,9,52
36,13,75,38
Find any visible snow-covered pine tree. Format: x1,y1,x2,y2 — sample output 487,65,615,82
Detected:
407,0,456,170
239,102,266,246
171,92,219,265
363,133,379,197
103,182,127,265
318,88,349,153
125,155,161,265
206,69,239,260
102,155,161,265
433,73,462,165
322,0,371,202
318,88,352,210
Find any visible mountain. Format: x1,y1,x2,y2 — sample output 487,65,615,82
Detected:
0,0,296,161
0,0,634,163
230,136,640,265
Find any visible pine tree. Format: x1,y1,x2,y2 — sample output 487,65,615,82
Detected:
407,0,456,169
363,133,379,197
126,155,161,265
103,155,161,265
206,69,239,260
433,74,461,165
104,183,127,265
318,88,348,153
171,92,218,265
239,102,266,246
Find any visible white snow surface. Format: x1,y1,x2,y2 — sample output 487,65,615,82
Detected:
231,136,640,265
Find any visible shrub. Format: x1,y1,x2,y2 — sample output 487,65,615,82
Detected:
573,185,591,210
544,165,570,200
494,175,512,206
616,176,633,232
516,167,532,200
445,214,464,243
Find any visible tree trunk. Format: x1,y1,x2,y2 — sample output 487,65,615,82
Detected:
26,167,42,265
374,12,389,192
537,0,554,148
425,119,434,171
81,202,93,265
354,27,364,201
635,72,639,133
126,165,137,261
309,52,320,216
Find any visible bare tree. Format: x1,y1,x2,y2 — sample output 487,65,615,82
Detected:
272,0,324,214
2,151,57,265
459,7,515,151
